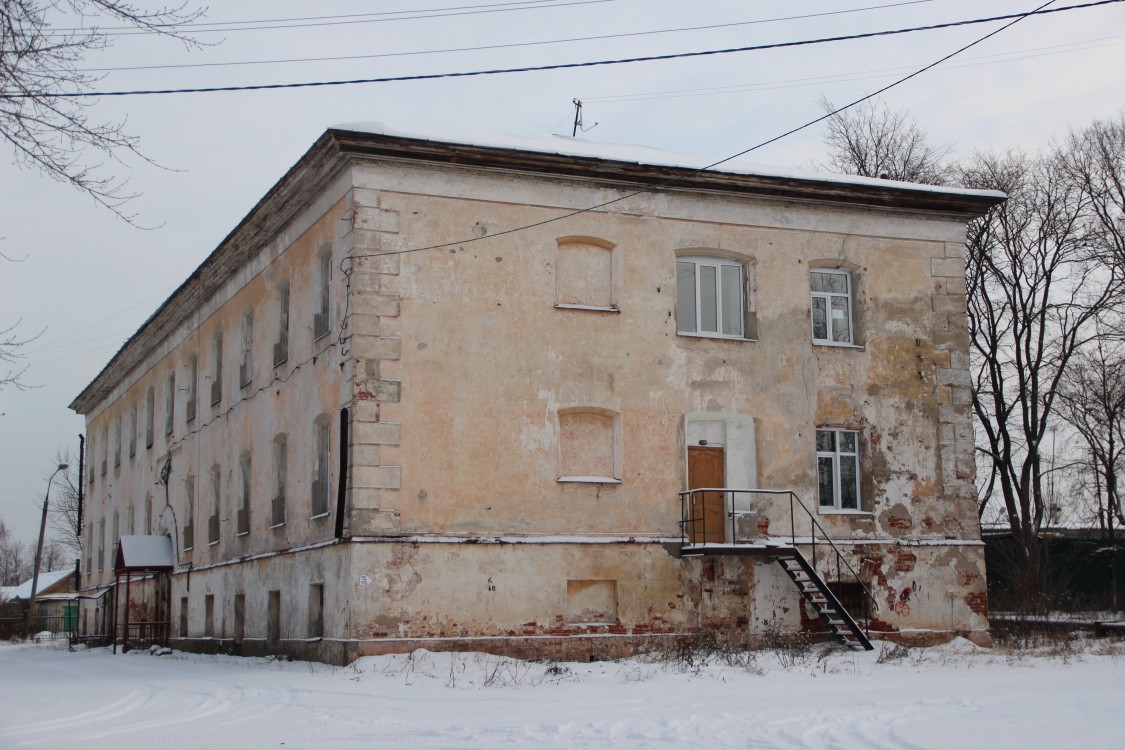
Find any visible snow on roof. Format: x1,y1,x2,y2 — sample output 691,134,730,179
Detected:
332,121,1005,200
116,535,174,571
6,570,73,600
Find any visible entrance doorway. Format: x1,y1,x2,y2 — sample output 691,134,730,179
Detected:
688,445,726,543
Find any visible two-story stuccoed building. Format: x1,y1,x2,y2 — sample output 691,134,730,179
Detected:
70,125,1002,664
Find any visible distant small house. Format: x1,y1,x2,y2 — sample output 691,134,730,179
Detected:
1,570,79,636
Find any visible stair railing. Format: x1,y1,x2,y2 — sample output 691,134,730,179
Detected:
679,488,879,626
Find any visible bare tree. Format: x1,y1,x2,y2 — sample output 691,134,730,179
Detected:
1,1,205,221
46,449,82,557
962,145,1124,609
1056,336,1125,610
0,317,39,391
811,96,952,185
0,519,32,585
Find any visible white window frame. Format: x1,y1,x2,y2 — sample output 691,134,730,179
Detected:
810,269,854,345
816,428,862,512
676,256,745,339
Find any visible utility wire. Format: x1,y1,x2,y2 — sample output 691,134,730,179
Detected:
341,0,1059,268
77,1,936,72
45,0,617,36
581,34,1125,104
10,1,1116,99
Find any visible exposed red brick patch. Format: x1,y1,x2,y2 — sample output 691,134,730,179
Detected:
964,592,989,615
894,552,917,572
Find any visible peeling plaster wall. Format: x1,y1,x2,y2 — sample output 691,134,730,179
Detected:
340,158,988,650
77,184,356,648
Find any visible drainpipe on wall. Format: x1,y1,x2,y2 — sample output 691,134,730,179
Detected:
335,407,349,540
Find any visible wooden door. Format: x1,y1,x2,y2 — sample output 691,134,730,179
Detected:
688,446,726,543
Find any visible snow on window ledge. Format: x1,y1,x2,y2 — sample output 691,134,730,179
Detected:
677,332,758,343
557,476,621,484
812,341,864,350
310,512,330,520
553,304,620,313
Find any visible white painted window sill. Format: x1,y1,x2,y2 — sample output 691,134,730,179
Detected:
818,509,873,516
812,340,864,350
314,330,331,342
208,540,219,547
183,546,194,552
269,522,286,530
554,304,620,313
236,531,249,537
677,332,757,343
311,512,330,520
557,476,621,484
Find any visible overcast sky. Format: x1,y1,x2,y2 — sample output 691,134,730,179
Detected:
2,0,1123,546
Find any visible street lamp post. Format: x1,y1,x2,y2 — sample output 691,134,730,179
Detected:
25,463,69,636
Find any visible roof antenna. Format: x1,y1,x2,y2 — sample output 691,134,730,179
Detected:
571,99,598,137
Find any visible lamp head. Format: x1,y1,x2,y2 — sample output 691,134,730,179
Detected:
56,463,68,471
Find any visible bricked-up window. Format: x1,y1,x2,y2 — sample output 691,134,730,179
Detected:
183,475,195,552
314,246,332,340
97,518,105,571
268,590,281,643
555,237,616,310
811,269,853,345
240,307,254,388
144,492,152,535
272,434,287,527
125,503,134,535
817,429,861,511
186,354,198,422
114,414,122,467
128,402,137,458
557,408,620,483
274,281,290,367
100,425,108,475
233,593,245,643
85,523,93,573
308,583,324,638
676,256,744,339
238,451,251,536
179,597,188,637
204,595,215,638
88,433,95,484
208,465,221,545
311,416,331,517
164,371,175,436
210,331,223,406
145,386,155,448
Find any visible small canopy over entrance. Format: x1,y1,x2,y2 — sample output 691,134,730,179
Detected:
115,535,174,573
112,535,174,653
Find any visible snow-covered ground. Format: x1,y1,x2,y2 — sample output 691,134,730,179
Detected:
1,638,1121,749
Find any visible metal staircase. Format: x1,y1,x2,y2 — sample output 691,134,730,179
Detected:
679,488,878,652
775,549,873,651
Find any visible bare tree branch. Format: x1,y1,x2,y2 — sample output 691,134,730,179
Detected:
1,1,206,223
810,96,952,185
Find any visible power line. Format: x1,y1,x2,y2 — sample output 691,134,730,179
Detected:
341,0,1059,268
45,0,617,36
77,1,937,72
10,1,1117,99
580,34,1125,104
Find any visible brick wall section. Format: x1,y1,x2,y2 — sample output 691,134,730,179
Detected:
931,241,979,537
346,186,404,535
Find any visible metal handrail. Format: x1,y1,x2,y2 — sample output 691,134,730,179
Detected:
679,487,879,621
